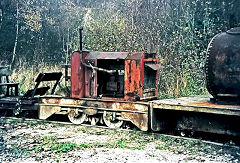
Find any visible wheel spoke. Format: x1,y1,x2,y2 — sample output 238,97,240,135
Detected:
103,111,123,128
90,116,100,126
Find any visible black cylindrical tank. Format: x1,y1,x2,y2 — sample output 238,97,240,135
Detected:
205,27,240,99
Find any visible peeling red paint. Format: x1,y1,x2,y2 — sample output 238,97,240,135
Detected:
124,59,142,100
71,51,85,98
71,51,160,100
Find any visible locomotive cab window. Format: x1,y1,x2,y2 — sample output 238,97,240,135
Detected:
97,59,125,98
144,64,157,89
143,63,159,98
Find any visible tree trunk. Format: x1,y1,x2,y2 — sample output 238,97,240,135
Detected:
0,8,2,32
11,1,19,70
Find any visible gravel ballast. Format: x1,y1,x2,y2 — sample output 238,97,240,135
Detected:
0,119,239,163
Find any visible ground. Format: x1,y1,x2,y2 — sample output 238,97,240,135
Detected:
0,119,239,163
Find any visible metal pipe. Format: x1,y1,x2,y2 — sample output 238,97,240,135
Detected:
79,27,83,52
82,62,117,74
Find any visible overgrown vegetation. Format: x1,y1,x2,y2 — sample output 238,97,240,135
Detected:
10,62,63,95
33,134,149,155
1,121,239,162
8,128,237,159
1,0,240,97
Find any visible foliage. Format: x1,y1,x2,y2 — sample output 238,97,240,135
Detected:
35,136,81,155
116,138,127,148
1,0,240,96
10,60,64,95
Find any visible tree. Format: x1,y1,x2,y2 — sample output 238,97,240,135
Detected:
11,1,19,69
1,0,240,96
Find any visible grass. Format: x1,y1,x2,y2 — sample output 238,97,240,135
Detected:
8,147,31,158
33,136,81,155
30,133,151,156
8,119,21,125
3,115,237,161
51,142,78,152
155,142,170,150
10,61,67,95
116,138,127,148
9,128,222,159
4,116,228,158
25,121,44,126
153,134,217,155
4,120,239,162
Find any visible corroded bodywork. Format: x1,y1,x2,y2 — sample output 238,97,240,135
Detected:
150,96,240,136
71,51,161,101
39,97,149,131
30,48,161,130
206,27,240,101
67,50,161,129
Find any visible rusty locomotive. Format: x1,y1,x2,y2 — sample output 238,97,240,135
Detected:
1,28,240,136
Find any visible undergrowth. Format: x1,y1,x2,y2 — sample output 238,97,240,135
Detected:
9,61,68,96
33,134,150,156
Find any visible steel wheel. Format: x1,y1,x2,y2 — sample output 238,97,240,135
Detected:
68,110,87,124
103,111,123,128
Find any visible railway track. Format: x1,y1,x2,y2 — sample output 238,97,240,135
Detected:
1,115,240,149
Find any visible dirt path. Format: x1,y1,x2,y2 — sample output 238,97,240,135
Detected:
0,120,239,163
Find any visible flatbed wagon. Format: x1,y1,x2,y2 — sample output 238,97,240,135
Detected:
150,96,240,136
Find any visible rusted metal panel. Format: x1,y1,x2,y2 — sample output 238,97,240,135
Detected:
155,54,159,97
84,59,97,97
39,105,61,119
112,102,149,131
145,63,163,70
122,112,148,131
150,96,240,133
142,53,160,98
93,60,98,97
140,54,145,88
71,51,85,98
39,97,149,131
84,65,91,97
112,102,148,112
126,52,144,60
71,50,158,100
85,52,129,60
40,97,149,113
124,59,143,100
151,96,240,116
